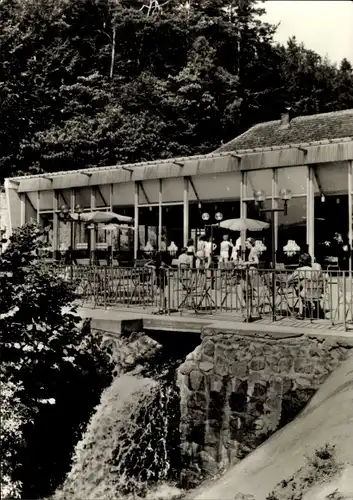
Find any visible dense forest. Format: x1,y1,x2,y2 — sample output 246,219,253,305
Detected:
1,0,352,181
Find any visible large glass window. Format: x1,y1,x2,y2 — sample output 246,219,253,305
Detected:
277,197,307,264
162,205,183,261
189,200,241,258
111,206,134,262
313,164,349,266
138,206,158,258
276,167,307,265
246,199,272,265
25,193,37,223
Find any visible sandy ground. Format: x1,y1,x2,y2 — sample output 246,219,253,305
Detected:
185,355,353,500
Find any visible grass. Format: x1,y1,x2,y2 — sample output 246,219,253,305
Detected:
265,443,343,500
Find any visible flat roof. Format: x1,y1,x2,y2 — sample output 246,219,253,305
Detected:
5,137,353,193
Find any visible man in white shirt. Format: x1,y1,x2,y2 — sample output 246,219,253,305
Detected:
204,237,217,268
220,234,233,262
178,247,190,268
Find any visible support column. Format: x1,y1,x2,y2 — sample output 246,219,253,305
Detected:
272,168,279,254
108,183,114,249
90,187,96,260
183,177,189,246
306,166,315,258
240,171,247,255
20,193,26,226
158,179,162,251
109,184,114,211
348,160,353,274
70,189,76,249
53,191,59,258
36,191,40,224
134,182,139,260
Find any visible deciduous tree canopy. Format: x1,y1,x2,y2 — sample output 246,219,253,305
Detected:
0,0,352,180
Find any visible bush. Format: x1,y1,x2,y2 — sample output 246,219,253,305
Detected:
0,223,113,498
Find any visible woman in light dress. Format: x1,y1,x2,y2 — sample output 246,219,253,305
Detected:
195,235,206,269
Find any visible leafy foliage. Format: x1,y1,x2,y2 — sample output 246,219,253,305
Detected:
0,222,113,499
0,0,352,180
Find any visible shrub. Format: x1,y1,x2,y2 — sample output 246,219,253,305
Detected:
0,223,112,498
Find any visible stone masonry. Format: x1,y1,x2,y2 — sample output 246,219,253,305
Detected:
177,326,352,487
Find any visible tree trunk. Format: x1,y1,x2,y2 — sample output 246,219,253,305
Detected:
110,26,116,79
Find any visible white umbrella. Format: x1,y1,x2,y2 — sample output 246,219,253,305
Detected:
101,223,135,231
71,211,133,223
219,217,269,232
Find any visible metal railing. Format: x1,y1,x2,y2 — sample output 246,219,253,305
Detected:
54,264,353,329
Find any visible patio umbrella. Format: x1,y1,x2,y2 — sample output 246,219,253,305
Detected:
101,223,135,231
71,211,133,223
219,217,269,232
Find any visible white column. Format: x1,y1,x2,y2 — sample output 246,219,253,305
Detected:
134,182,139,259
109,184,114,211
20,193,26,226
348,160,353,274
158,179,162,251
53,191,59,256
272,168,278,253
306,166,315,258
90,187,96,257
36,191,40,224
71,189,76,249
108,183,114,248
183,177,189,246
240,171,247,253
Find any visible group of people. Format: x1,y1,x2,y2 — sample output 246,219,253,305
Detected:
177,234,260,269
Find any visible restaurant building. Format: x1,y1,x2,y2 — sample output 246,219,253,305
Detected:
3,109,353,267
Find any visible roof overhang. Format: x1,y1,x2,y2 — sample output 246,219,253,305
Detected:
5,137,353,193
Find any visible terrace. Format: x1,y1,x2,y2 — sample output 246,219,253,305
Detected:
59,264,353,332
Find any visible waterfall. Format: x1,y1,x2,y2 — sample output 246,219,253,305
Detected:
53,328,191,500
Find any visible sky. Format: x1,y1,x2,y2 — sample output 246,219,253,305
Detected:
262,0,353,64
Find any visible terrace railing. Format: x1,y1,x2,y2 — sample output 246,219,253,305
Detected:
54,265,353,329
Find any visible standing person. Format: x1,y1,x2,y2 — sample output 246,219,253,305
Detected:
231,236,242,262
196,235,206,269
245,238,259,267
178,247,191,268
204,236,217,269
186,238,195,268
220,234,233,263
64,245,77,266
334,233,351,271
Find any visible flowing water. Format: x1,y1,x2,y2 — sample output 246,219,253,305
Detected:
54,330,199,500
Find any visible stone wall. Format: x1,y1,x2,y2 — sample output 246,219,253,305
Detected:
177,327,352,486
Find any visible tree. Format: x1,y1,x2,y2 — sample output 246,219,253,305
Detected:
0,222,112,499
1,0,352,182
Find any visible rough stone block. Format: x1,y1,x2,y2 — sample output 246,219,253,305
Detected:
294,357,314,374
214,355,229,377
199,361,214,373
265,356,280,373
180,360,198,375
230,360,248,378
189,370,204,391
210,376,224,393
248,371,262,382
199,450,218,474
250,357,265,371
278,357,293,373
202,340,215,358
294,375,313,388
